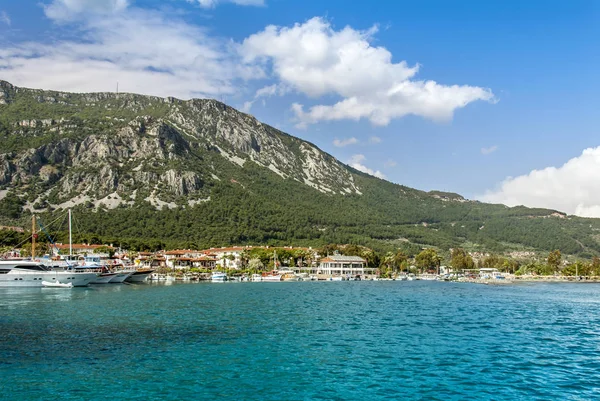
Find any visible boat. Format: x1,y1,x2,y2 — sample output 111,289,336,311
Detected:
90,271,119,284
250,273,262,282
108,270,134,283
261,271,282,281
211,271,227,282
329,276,344,281
278,268,300,281
41,280,73,288
125,268,155,283
0,214,97,287
0,260,97,287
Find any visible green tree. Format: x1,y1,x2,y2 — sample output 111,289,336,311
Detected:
547,250,562,274
247,258,264,273
451,248,475,271
415,248,441,273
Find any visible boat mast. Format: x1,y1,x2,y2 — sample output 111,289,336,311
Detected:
68,209,72,256
31,214,36,260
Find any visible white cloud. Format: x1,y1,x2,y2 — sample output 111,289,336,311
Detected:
480,147,600,217
481,145,498,155
0,7,261,99
369,136,382,144
241,83,287,112
44,0,130,21
333,137,358,147
348,154,385,179
192,0,264,8
241,17,494,127
0,11,10,26
384,159,397,168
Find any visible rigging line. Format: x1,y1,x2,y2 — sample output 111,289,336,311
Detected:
36,215,63,257
38,211,68,233
72,211,84,242
8,231,36,250
54,211,69,237
37,219,72,267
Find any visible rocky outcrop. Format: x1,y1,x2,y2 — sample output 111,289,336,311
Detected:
0,81,364,211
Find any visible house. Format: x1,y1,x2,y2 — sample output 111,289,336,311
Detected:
191,255,217,270
202,246,247,269
318,254,373,277
54,243,115,257
164,249,205,269
135,252,166,269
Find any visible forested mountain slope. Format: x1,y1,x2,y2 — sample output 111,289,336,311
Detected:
1,81,599,257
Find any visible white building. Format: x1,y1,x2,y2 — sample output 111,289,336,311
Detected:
318,254,373,277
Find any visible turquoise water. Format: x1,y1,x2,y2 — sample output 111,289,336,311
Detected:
1,281,600,400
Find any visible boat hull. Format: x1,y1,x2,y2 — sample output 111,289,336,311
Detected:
0,271,98,287
261,275,282,282
125,270,154,283
108,271,134,283
90,273,119,284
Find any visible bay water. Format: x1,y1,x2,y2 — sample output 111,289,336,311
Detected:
1,281,600,400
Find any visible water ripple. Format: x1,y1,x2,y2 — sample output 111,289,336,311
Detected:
2,282,600,400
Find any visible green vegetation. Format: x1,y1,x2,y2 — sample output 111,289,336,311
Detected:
2,81,600,262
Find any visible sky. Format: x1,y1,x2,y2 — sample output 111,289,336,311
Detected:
0,0,598,216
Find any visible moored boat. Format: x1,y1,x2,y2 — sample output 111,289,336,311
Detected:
42,280,73,288
279,268,299,281
211,271,227,282
125,268,155,283
0,260,97,287
90,272,119,284
108,270,134,283
261,271,282,281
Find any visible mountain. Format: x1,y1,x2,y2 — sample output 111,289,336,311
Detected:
1,80,600,258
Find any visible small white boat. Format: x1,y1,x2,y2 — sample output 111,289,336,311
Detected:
250,274,262,282
42,280,73,288
329,276,344,281
211,272,227,282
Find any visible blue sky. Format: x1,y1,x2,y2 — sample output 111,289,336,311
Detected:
0,0,599,215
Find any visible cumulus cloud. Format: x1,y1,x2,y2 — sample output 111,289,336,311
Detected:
44,0,130,21
333,137,358,147
348,154,385,179
481,145,498,155
369,136,382,144
193,0,264,7
0,11,10,26
480,147,600,217
0,6,261,99
241,17,494,127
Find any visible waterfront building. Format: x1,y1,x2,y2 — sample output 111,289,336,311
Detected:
318,254,373,277
164,250,205,269
203,246,247,269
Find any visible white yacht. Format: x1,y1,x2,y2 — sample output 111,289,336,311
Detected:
0,260,98,287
